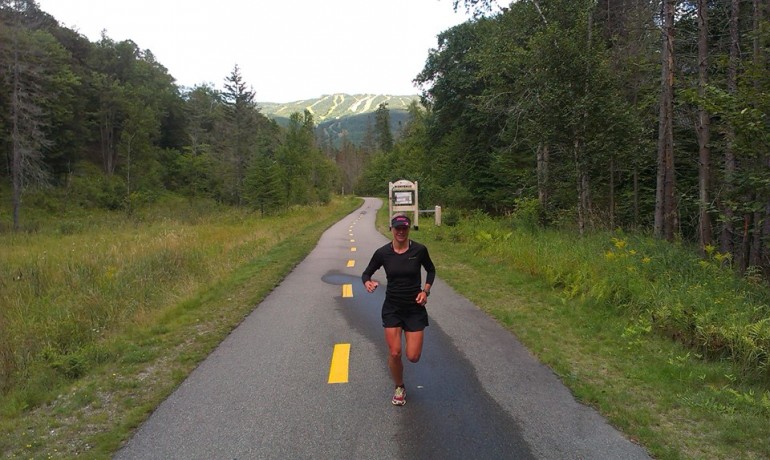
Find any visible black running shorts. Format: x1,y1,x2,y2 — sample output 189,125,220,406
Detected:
381,299,429,332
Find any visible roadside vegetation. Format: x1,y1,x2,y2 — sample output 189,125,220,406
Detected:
2,192,768,459
383,205,770,460
3,2,770,458
0,194,361,459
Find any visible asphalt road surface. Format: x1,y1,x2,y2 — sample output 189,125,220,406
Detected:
114,197,651,460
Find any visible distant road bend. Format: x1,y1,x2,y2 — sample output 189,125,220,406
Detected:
115,197,651,459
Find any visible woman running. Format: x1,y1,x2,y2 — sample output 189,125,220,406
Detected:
362,213,436,406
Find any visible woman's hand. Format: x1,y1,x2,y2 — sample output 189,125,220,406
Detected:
416,290,428,306
364,280,379,293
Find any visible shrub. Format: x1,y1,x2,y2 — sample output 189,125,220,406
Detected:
511,197,542,229
67,162,126,210
447,215,770,377
442,208,461,227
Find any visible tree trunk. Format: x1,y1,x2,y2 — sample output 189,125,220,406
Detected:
609,156,616,230
633,164,640,229
101,109,116,176
582,167,591,224
7,1,52,231
750,209,762,268
655,0,676,241
631,60,641,230
537,143,549,217
721,0,740,259
750,0,768,272
575,10,593,235
739,213,751,271
125,133,133,215
765,183,770,277
575,139,586,236
697,0,712,252
11,30,22,231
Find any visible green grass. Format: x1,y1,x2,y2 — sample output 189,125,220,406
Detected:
388,207,770,459
3,196,769,459
0,195,361,459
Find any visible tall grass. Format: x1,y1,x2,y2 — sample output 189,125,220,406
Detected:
411,208,770,457
431,212,770,379
0,196,358,413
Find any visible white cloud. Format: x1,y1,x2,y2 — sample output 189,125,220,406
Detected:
37,0,480,102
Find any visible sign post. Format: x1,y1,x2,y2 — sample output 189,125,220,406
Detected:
389,179,419,229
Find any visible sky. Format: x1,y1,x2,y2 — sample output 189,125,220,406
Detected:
35,0,482,103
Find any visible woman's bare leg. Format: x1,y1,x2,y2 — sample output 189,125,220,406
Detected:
404,330,424,363
384,327,404,386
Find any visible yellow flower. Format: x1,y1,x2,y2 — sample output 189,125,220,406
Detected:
612,238,627,249
642,257,651,264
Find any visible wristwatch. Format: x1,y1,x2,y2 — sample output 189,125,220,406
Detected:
423,289,430,297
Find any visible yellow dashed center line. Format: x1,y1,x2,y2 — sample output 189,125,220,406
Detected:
328,343,351,384
332,228,358,384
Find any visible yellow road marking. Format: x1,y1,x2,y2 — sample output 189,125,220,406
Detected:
351,247,357,252
328,343,351,384
350,239,355,243
347,260,355,268
342,284,353,297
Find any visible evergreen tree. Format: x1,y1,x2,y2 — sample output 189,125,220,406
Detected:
374,102,394,152
221,64,259,204
183,83,223,156
0,0,78,229
244,154,285,215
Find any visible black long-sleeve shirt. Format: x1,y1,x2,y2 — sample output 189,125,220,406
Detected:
361,240,436,305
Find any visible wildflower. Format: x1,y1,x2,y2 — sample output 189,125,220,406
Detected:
612,238,627,249
642,257,651,264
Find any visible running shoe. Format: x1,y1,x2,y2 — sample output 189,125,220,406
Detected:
392,386,406,406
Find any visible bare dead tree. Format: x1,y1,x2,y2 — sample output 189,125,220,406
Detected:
3,0,51,231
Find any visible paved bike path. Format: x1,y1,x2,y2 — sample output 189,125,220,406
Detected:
115,197,650,459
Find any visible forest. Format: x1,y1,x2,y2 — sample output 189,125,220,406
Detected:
0,0,375,225
2,0,770,278
361,0,770,279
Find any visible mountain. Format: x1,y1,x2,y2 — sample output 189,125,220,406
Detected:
259,93,421,148
259,93,420,122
